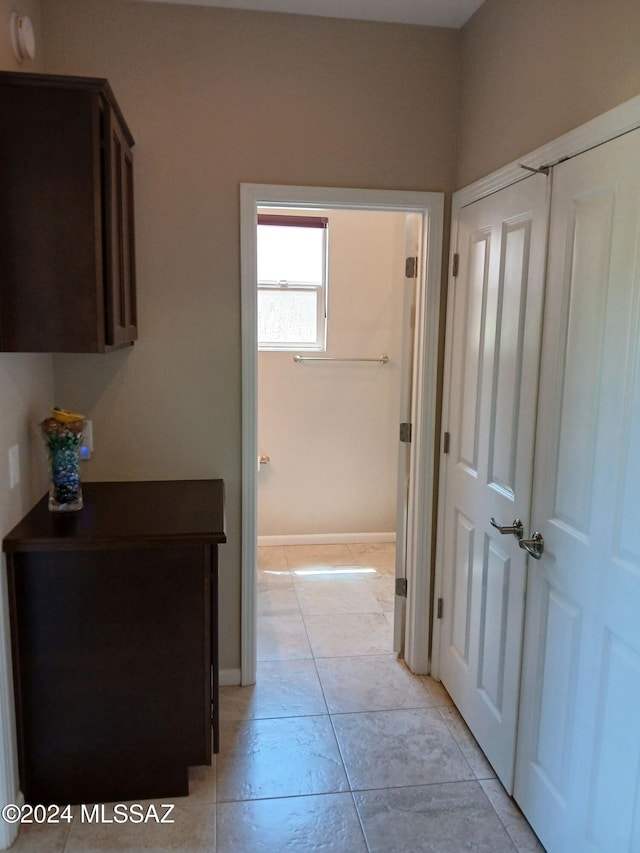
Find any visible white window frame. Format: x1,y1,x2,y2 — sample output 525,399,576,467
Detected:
257,214,328,352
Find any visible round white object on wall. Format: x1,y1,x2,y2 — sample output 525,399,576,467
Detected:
10,13,36,63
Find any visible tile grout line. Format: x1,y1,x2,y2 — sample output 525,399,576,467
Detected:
286,544,389,852
475,782,522,853
250,545,531,852
435,708,537,851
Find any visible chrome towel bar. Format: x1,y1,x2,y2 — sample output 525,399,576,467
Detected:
293,354,389,364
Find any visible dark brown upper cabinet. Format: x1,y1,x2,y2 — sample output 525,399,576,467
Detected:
0,72,137,352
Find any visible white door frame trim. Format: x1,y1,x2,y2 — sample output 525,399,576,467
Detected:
240,184,444,684
453,95,640,210
431,93,640,681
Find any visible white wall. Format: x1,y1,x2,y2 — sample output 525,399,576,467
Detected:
0,3,53,847
258,209,406,538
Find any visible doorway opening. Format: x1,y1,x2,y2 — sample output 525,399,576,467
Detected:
256,206,406,665
241,184,444,686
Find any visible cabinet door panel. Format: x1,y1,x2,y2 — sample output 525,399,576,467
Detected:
0,85,102,351
12,544,210,805
0,73,137,352
105,110,138,347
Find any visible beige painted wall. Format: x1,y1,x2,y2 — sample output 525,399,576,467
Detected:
0,8,49,538
0,8,50,522
456,0,640,187
258,209,406,538
42,0,460,670
0,0,53,838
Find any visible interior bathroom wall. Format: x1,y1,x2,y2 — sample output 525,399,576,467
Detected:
258,209,407,540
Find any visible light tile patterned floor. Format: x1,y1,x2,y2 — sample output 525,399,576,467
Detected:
11,543,544,852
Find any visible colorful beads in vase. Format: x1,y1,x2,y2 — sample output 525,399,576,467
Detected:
41,408,85,512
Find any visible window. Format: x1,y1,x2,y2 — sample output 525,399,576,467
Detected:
257,214,328,351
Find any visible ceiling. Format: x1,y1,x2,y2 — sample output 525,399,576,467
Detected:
135,0,486,29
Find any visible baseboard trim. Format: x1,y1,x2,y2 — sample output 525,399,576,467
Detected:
219,668,242,687
257,532,396,546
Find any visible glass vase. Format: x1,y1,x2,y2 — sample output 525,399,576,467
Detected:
41,417,84,512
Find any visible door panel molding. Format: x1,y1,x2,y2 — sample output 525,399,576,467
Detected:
588,633,640,847
458,233,490,472
451,509,474,664
478,537,510,714
488,217,531,496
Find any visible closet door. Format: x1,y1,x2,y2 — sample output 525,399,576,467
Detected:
514,128,640,852
438,174,548,791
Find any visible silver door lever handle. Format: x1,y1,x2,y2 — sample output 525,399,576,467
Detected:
490,518,524,539
519,532,544,560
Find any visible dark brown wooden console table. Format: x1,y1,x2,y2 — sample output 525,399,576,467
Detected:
3,479,226,805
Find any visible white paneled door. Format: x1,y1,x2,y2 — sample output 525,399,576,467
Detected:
514,128,640,852
438,175,549,792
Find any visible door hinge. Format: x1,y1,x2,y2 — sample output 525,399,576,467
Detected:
400,422,412,443
405,256,418,279
451,253,460,277
396,577,408,597
443,431,450,454
437,598,443,619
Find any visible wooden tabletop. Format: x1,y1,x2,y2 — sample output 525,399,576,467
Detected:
3,480,226,552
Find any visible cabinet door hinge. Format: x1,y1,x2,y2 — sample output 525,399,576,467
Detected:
405,256,418,279
396,577,408,597
443,431,450,454
437,598,443,619
451,253,460,277
400,422,412,443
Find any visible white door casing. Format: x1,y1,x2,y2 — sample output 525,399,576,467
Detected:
240,185,443,684
394,213,422,655
514,127,640,852
436,174,549,791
